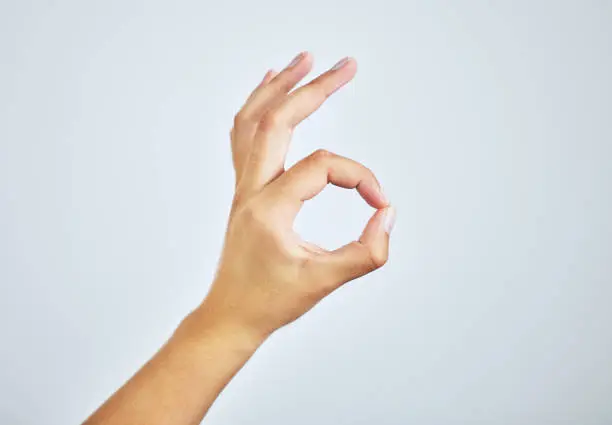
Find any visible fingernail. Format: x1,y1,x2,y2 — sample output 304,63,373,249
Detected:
285,52,304,69
261,69,273,83
384,207,396,235
378,184,389,205
330,57,349,71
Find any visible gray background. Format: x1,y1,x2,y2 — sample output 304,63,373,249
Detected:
1,1,611,424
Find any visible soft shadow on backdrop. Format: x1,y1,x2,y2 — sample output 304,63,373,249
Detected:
1,1,611,424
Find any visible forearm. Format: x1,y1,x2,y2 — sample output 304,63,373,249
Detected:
83,302,267,425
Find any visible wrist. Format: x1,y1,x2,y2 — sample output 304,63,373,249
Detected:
174,301,269,356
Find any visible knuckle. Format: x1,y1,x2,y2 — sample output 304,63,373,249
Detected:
233,110,252,127
358,242,387,270
233,112,243,127
364,165,376,180
276,76,295,92
369,249,388,269
259,111,283,132
241,201,267,226
310,148,332,162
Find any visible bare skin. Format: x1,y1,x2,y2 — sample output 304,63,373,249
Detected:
82,51,395,425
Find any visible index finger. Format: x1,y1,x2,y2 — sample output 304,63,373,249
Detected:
264,149,388,220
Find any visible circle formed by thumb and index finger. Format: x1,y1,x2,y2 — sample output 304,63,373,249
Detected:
264,149,388,223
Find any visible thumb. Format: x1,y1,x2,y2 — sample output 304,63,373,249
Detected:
325,206,396,285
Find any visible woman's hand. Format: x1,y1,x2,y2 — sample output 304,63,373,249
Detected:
81,52,394,425
199,52,396,339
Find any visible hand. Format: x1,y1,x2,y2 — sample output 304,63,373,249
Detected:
199,52,396,339
81,52,396,425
